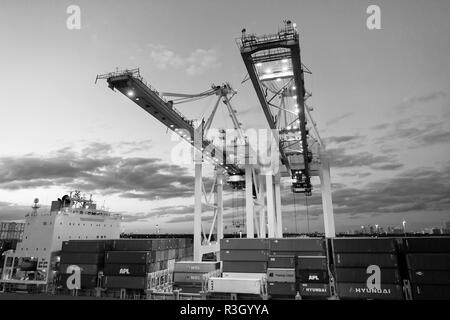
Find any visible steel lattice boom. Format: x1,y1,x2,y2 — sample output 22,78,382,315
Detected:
238,21,313,195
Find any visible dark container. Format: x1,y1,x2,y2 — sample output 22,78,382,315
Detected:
173,284,202,294
174,261,221,273
59,264,99,276
59,274,98,289
60,252,104,265
298,283,330,297
222,261,267,273
334,267,401,284
296,256,328,270
332,238,396,253
62,240,112,253
270,251,325,257
412,284,450,300
334,253,398,268
113,239,153,251
406,254,450,270
220,250,268,262
104,276,147,290
268,282,297,296
103,264,147,276
270,238,325,252
159,240,170,250
336,283,404,300
297,270,329,284
220,238,269,250
173,272,204,284
105,251,151,264
409,270,450,285
403,237,450,253
268,255,295,268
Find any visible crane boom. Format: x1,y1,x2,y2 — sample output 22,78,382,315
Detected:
96,69,243,176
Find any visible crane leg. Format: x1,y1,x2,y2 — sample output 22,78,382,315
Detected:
319,148,336,238
245,164,254,238
193,161,203,261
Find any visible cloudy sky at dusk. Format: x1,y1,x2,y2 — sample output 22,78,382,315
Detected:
0,0,449,234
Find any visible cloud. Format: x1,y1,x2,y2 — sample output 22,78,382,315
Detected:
374,91,450,148
0,201,50,221
324,135,362,144
0,143,199,201
326,112,353,126
326,148,403,170
148,44,220,76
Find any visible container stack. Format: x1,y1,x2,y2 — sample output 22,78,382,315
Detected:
103,238,192,293
270,238,329,299
58,240,113,290
173,261,221,294
266,255,296,299
332,238,404,300
220,238,269,278
404,237,450,300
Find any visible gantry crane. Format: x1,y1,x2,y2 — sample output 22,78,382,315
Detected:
96,20,336,261
237,20,335,238
96,69,255,260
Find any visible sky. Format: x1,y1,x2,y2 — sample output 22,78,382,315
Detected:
0,0,449,234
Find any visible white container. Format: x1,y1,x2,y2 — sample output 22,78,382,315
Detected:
222,272,267,280
208,277,262,294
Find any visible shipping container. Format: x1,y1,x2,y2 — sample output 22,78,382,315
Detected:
59,274,98,289
220,249,268,262
334,253,398,268
298,283,330,297
103,264,148,276
297,270,330,284
222,261,267,273
268,282,296,296
222,273,267,280
105,251,151,264
408,270,450,285
268,255,295,268
113,239,153,251
60,252,104,265
270,238,325,252
266,268,296,283
104,276,147,290
173,272,205,284
208,277,262,294
59,264,99,276
406,254,450,270
332,238,396,253
220,238,270,250
336,283,404,300
269,251,325,257
411,284,450,300
62,240,113,253
173,284,202,294
334,267,400,284
296,256,328,270
403,237,450,253
174,261,221,273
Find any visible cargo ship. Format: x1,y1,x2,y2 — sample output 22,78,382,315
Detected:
0,191,122,290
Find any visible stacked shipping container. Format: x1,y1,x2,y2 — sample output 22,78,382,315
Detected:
103,238,192,292
332,238,404,300
404,237,450,300
173,261,221,294
58,240,114,290
0,222,25,241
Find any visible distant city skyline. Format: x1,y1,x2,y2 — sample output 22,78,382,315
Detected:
1,0,450,234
